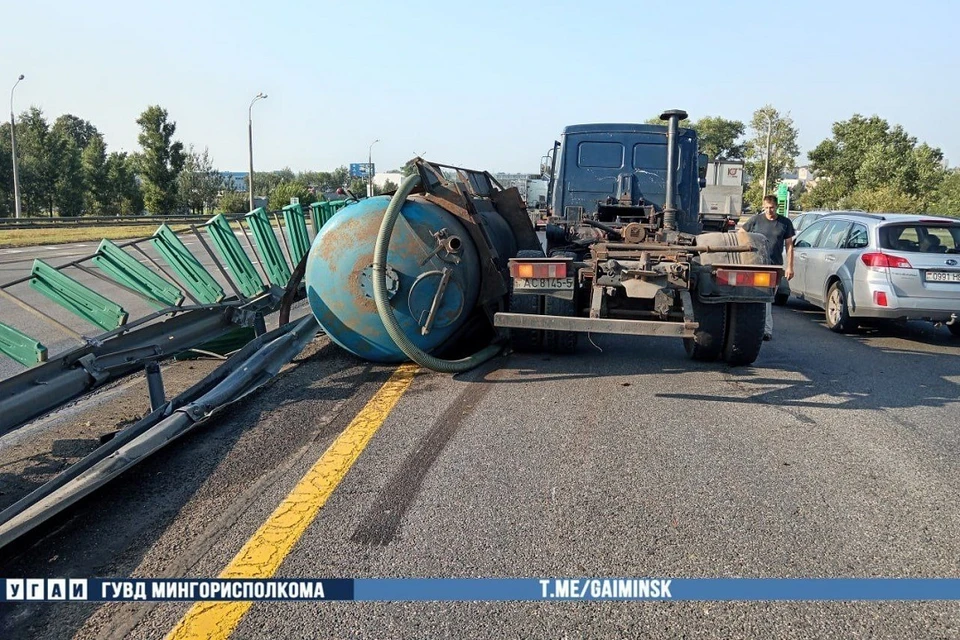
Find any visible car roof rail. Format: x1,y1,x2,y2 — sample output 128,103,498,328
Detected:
821,210,886,221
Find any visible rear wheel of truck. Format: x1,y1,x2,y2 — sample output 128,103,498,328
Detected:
544,251,579,354
723,302,765,366
507,249,546,352
684,297,726,362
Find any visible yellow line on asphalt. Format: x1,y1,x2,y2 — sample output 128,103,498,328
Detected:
167,364,419,640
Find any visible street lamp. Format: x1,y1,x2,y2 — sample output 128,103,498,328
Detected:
761,111,775,199
367,139,379,198
10,74,24,219
248,92,267,212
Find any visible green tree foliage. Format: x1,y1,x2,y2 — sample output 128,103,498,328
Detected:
51,115,99,151
15,107,57,215
81,133,109,213
268,181,313,210
805,115,946,211
380,179,398,193
696,116,746,160
644,115,746,160
178,145,223,214
53,134,84,217
217,189,249,214
135,105,185,214
0,123,13,216
104,152,143,215
929,169,960,218
743,105,800,209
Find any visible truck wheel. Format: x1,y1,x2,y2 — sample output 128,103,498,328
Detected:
774,291,789,306
544,251,579,354
723,302,765,366
683,297,726,361
825,281,854,333
949,323,960,338
507,249,547,352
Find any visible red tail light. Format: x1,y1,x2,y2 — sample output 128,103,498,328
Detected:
873,291,888,307
509,261,568,279
715,269,779,288
860,252,912,268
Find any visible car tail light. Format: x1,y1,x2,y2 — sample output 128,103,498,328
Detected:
726,219,736,228
510,261,567,279
860,252,912,269
715,269,778,288
873,291,888,307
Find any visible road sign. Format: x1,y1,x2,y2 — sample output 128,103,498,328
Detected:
349,163,375,178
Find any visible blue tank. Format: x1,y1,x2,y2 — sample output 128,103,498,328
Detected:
305,195,484,363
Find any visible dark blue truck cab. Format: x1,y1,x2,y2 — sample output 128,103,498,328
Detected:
493,110,783,366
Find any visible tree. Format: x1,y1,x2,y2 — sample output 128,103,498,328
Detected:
838,185,922,214
0,123,13,216
81,133,109,214
929,169,960,218
52,133,84,217
104,152,143,215
51,115,99,152
135,105,185,214
177,146,223,214
217,189,249,214
268,181,313,211
16,108,59,216
696,116,746,160
643,115,694,128
805,114,946,211
381,179,398,193
743,105,800,208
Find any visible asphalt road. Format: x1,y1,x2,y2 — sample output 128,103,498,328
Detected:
1,295,959,638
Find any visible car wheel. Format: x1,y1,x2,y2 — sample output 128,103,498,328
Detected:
825,281,854,333
949,323,960,338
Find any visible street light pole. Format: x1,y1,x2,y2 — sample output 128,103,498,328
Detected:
248,92,267,212
761,112,774,199
367,139,379,198
10,74,24,219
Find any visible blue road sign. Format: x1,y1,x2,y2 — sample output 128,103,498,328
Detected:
349,163,375,178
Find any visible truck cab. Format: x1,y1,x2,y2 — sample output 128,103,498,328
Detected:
550,123,702,235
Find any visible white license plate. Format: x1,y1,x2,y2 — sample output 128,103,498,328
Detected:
514,277,574,290
924,271,960,283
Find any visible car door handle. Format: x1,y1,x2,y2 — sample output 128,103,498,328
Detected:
798,254,808,261
825,255,836,262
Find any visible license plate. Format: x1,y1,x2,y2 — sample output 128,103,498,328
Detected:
924,271,960,283
514,277,574,290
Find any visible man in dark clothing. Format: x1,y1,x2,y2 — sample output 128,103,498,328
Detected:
742,194,795,340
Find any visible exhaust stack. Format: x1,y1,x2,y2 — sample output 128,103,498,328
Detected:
659,109,687,231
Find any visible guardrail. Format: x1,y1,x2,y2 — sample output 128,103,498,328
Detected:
0,214,247,229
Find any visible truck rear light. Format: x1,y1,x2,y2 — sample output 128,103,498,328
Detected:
860,252,912,268
873,291,888,307
715,269,778,288
510,261,567,279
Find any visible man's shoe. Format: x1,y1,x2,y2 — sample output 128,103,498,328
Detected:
762,334,772,341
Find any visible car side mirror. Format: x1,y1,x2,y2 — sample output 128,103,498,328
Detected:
697,153,708,179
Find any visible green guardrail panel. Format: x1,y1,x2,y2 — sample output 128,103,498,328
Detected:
205,214,265,298
245,207,291,287
0,322,47,366
93,239,184,309
283,203,311,266
30,259,128,331
151,224,225,304
308,202,323,236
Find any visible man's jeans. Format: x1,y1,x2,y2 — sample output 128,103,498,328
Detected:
764,303,773,336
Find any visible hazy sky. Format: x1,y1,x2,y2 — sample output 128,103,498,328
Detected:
2,0,957,175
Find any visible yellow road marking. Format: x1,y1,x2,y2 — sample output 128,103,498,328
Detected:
167,364,419,640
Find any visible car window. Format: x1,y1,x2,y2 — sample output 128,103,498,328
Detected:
815,220,853,249
845,223,869,249
794,220,826,248
880,224,960,253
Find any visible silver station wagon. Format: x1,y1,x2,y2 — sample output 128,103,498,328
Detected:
785,211,960,336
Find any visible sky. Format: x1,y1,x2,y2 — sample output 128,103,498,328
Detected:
2,0,957,175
